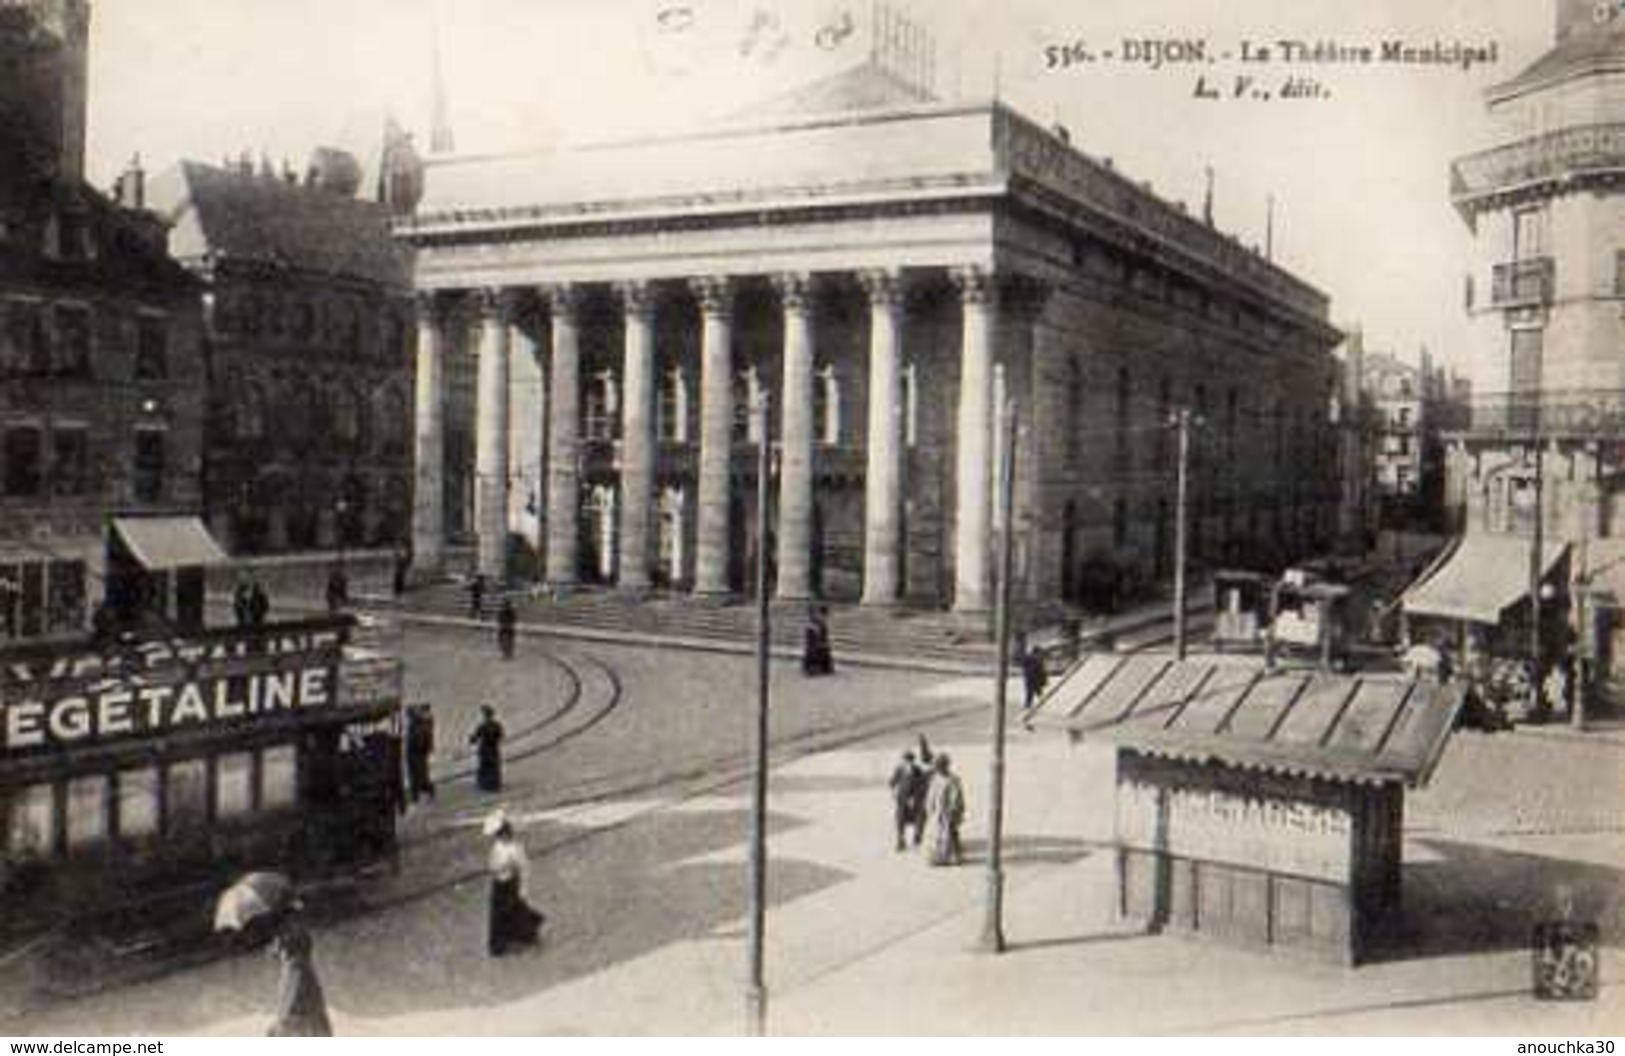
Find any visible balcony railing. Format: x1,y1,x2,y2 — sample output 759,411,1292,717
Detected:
1461,390,1625,436
1491,258,1554,307
1452,123,1625,208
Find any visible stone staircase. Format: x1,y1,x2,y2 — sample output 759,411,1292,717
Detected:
403,582,1003,669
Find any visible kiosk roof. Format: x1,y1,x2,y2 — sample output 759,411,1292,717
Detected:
1031,656,1464,788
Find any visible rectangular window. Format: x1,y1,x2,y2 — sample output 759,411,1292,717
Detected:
6,783,55,858
164,758,209,834
1513,207,1548,261
118,767,160,840
133,429,166,503
0,562,19,640
46,560,85,633
135,315,168,380
19,561,43,637
51,427,88,495
53,305,90,377
64,774,108,852
261,745,298,811
216,752,255,820
3,426,43,496
5,301,48,374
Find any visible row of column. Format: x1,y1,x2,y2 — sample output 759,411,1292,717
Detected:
412,268,1025,614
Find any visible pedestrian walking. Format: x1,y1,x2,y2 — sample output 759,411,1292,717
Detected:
888,750,927,851
405,703,436,803
266,913,333,1037
1019,636,1048,730
392,549,410,597
926,753,965,867
802,605,834,676
232,578,253,628
484,810,544,957
469,704,505,793
469,574,487,618
497,598,517,660
325,564,349,614
248,579,270,628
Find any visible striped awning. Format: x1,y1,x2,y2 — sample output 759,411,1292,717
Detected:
112,516,229,570
1030,654,1464,788
1402,534,1566,624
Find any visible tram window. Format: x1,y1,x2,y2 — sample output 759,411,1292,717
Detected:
164,759,209,834
216,753,254,820
118,767,160,839
261,745,297,811
5,784,55,858
64,774,108,852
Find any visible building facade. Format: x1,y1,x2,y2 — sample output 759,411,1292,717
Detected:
1448,1,1625,545
0,0,208,644
149,155,418,558
400,71,1343,614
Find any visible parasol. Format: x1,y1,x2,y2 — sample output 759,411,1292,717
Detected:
214,871,297,933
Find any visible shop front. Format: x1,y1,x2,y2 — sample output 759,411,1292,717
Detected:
1034,653,1463,964
0,615,402,940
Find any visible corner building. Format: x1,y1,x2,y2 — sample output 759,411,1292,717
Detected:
401,75,1343,614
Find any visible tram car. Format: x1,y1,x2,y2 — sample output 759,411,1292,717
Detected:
1211,570,1274,652
0,614,404,945
1267,568,1354,670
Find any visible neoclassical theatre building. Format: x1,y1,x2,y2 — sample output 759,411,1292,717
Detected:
399,72,1343,614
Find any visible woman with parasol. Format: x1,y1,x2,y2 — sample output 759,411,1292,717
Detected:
215,872,333,1036
484,810,545,956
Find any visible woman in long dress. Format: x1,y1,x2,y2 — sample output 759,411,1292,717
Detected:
486,814,544,956
926,753,965,867
267,915,333,1036
470,705,505,793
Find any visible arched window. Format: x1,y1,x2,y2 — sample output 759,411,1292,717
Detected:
332,386,361,447
237,382,266,441
813,364,840,446
902,361,919,448
733,367,763,443
1065,360,1084,466
1114,366,1131,472
657,366,689,443
584,369,619,442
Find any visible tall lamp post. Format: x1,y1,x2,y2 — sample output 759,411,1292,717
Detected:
746,393,772,1036
1528,440,1546,721
1172,408,1194,661
981,399,1017,954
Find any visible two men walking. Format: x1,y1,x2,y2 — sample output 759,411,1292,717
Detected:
888,741,965,867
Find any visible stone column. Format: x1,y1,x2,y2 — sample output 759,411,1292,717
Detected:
411,293,446,577
860,269,905,605
952,267,996,614
774,272,816,602
474,289,511,582
545,285,583,590
692,277,734,597
617,281,656,594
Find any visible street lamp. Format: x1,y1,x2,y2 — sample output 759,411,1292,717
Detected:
980,398,1017,954
746,392,773,1036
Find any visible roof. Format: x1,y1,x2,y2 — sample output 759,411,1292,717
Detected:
1491,22,1625,100
1403,533,1567,624
1030,654,1464,788
732,60,935,121
151,160,410,288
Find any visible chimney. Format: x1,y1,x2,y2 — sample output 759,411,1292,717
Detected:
114,153,145,210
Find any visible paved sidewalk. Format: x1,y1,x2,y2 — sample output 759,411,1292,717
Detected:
11,678,1623,1036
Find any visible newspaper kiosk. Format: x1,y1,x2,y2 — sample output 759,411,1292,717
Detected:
0,615,403,939
1034,654,1463,964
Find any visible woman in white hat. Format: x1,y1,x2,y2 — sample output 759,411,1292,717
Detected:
484,811,544,956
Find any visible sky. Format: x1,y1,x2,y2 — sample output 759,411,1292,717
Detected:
85,0,1552,383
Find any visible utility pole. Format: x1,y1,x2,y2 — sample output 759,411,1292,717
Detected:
746,394,772,1036
981,399,1017,954
1173,408,1192,661
1528,437,1546,722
